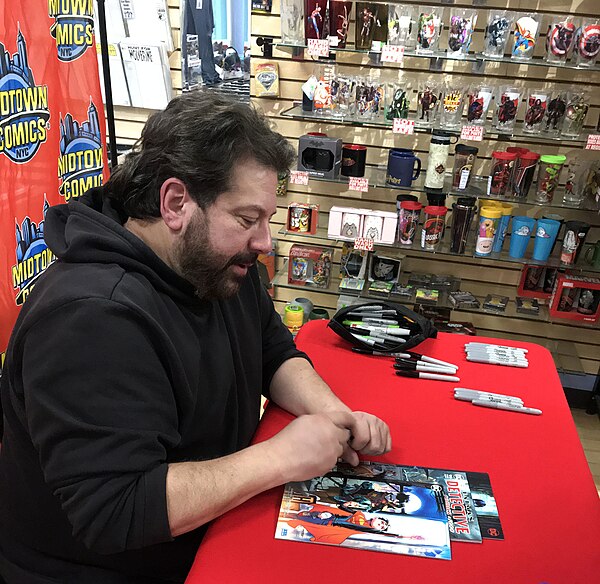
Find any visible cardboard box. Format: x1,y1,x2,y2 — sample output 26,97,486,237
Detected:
328,206,397,244
288,244,334,288
549,274,600,323
286,203,319,234
298,134,342,179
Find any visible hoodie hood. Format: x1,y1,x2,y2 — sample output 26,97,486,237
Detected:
44,186,198,302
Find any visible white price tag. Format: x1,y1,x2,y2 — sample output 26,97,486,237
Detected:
307,38,330,57
353,237,375,252
348,176,369,192
460,125,484,141
381,44,405,63
585,134,600,150
392,118,415,135
459,169,470,190
120,0,135,19
289,171,309,185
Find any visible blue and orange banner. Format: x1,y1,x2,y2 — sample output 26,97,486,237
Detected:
0,0,109,369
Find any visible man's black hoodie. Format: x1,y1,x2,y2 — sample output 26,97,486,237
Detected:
0,188,305,583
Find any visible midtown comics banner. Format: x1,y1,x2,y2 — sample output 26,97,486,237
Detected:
0,0,109,371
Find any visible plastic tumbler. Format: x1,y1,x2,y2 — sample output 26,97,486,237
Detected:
509,216,536,258
512,151,540,198
450,197,476,254
492,203,513,253
535,155,566,203
532,218,561,261
452,144,479,189
475,206,502,256
421,205,448,250
398,201,423,245
490,151,517,197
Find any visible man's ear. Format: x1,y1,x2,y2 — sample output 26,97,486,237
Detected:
159,178,193,232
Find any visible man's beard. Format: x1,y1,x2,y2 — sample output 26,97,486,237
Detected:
176,211,257,300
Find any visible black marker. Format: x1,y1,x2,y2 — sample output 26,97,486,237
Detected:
395,370,460,382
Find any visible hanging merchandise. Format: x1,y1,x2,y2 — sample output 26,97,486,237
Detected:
281,0,305,44
447,8,477,57
511,14,541,61
467,84,494,125
255,62,280,97
0,1,109,370
416,6,443,54
561,91,590,138
544,91,567,135
439,82,466,129
545,15,579,64
387,4,416,48
424,131,453,190
416,79,441,127
572,19,600,67
523,89,549,134
493,86,521,133
482,10,514,58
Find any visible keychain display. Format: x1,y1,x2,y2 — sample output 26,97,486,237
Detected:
493,86,521,133
483,10,514,58
561,91,589,138
511,14,541,60
545,15,579,64
572,19,600,67
447,8,477,57
523,90,548,134
416,6,443,53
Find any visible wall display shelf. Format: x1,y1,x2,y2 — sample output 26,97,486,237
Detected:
281,105,592,146
278,226,600,275
297,168,600,213
275,42,600,74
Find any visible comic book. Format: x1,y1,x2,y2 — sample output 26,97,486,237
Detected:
276,471,452,560
332,461,483,543
466,471,504,540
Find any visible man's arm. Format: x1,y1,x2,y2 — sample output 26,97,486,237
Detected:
268,357,392,464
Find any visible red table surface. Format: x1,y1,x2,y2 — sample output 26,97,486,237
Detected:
186,321,600,584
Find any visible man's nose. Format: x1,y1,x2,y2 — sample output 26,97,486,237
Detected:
249,220,272,254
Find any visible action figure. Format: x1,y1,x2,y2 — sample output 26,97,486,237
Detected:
545,95,566,130
308,4,322,39
419,87,438,122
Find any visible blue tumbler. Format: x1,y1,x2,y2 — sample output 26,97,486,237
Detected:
532,218,561,262
509,216,536,259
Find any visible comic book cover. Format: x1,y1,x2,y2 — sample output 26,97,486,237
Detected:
466,471,504,540
276,473,452,560
332,461,482,543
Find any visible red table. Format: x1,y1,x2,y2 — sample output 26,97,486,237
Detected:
186,321,600,583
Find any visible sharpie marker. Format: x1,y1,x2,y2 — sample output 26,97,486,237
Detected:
465,343,529,353
395,363,458,375
472,399,542,415
466,356,529,368
350,334,389,350
454,393,524,406
405,352,458,370
454,389,524,405
396,370,460,382
347,324,410,335
347,305,386,311
352,348,413,358
360,317,400,325
347,310,397,317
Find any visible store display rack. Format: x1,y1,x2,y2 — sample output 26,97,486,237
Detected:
281,105,592,146
296,167,599,213
278,225,600,275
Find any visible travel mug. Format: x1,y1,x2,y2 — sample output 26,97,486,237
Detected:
450,197,476,254
341,144,367,177
560,221,591,265
475,206,502,256
398,201,423,245
532,218,561,261
421,205,448,250
490,151,517,197
452,144,478,189
386,148,422,187
512,151,540,198
492,203,513,253
509,216,536,259
424,131,452,190
426,190,446,207
584,241,600,269
535,155,566,203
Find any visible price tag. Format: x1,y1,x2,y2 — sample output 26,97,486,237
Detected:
381,44,405,63
460,125,484,141
289,170,309,185
459,169,470,190
348,176,369,192
308,38,330,57
353,237,375,252
120,0,135,19
392,118,415,135
585,134,600,150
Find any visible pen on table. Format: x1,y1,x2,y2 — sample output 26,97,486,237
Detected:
465,343,529,353
471,399,542,415
350,334,389,350
454,393,524,406
404,352,458,370
352,348,413,358
466,356,529,368
396,370,460,382
395,362,458,375
454,388,524,404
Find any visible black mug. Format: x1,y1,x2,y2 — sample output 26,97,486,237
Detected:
341,144,367,177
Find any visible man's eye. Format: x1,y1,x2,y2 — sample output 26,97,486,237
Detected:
240,216,259,227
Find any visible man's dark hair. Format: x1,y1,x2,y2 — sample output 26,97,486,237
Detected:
106,91,295,219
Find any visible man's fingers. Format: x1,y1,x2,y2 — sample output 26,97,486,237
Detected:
340,443,359,466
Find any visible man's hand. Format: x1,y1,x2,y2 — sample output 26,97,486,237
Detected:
343,411,392,464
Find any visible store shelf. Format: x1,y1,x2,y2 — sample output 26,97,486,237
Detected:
278,225,600,275
292,166,599,213
281,105,591,146
275,42,600,73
